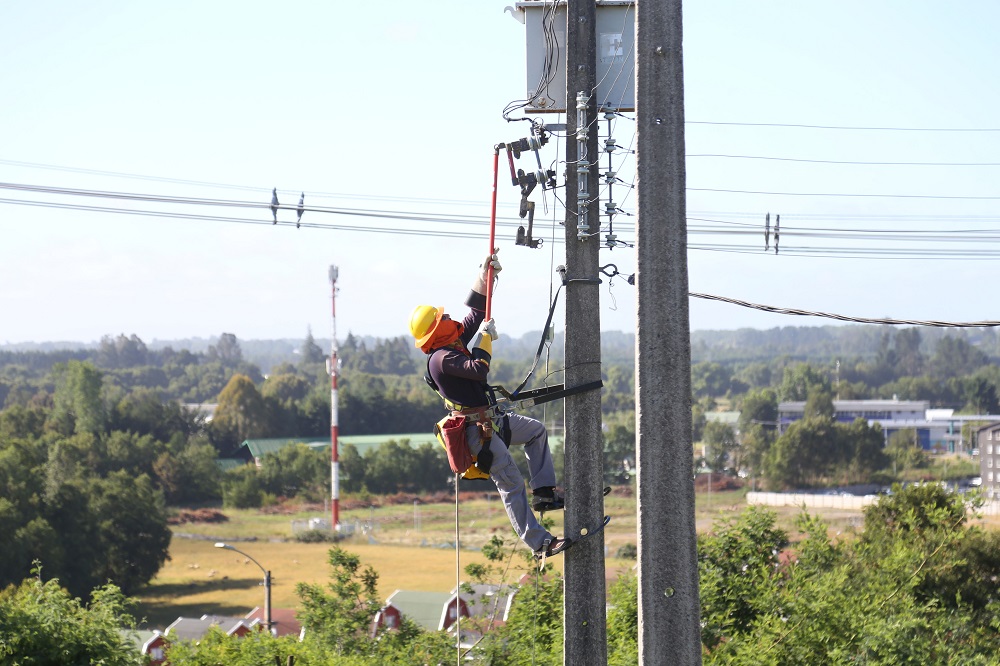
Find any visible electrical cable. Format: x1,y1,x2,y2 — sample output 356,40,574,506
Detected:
686,121,1000,132
688,292,1000,328
16,192,1000,259
689,187,1000,201
687,154,1000,167
0,196,540,242
0,157,522,210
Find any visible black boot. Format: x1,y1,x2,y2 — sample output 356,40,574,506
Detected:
531,486,565,512
534,535,572,560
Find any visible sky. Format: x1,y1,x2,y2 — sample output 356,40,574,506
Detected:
3,1,1000,346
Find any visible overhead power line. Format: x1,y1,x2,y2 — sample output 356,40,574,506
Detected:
10,179,1000,259
686,121,1000,132
0,197,537,242
690,187,1000,201
0,159,520,209
0,182,534,226
11,192,1000,259
689,292,1000,328
688,154,1000,167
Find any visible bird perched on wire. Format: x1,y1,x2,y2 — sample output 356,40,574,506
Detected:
296,192,305,229
271,188,279,224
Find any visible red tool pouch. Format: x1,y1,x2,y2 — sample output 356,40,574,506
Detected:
435,415,475,474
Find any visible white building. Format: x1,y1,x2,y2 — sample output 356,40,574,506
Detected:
976,422,1000,499
778,399,1000,454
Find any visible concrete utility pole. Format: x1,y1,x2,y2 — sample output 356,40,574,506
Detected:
563,0,607,664
634,1,702,664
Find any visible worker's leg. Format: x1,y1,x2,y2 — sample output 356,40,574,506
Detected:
467,422,551,551
504,413,557,491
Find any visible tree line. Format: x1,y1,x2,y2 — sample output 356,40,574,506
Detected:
2,325,998,596
5,484,1000,664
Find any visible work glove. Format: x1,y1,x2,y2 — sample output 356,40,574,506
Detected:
473,248,502,295
478,318,499,341
472,318,498,365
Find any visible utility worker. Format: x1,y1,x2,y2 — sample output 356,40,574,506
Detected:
409,249,568,558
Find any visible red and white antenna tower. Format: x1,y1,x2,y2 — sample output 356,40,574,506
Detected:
328,265,341,530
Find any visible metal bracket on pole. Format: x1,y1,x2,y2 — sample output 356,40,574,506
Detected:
576,91,591,240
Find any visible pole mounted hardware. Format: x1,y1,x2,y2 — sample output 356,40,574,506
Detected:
501,127,556,249
575,91,592,240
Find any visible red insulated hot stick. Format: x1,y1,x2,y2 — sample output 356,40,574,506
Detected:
486,147,500,321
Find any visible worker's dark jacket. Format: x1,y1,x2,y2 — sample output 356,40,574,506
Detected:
427,290,488,408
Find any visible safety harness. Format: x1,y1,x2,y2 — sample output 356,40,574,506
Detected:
425,350,603,481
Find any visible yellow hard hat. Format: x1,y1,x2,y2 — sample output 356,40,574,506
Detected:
409,305,445,348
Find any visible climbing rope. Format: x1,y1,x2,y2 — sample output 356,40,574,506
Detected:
454,472,461,666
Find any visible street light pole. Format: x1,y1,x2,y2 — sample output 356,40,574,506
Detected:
215,542,272,633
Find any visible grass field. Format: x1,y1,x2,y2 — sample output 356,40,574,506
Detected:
136,484,961,630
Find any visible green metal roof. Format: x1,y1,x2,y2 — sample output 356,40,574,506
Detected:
215,458,245,472
119,629,158,651
338,433,437,454
240,438,329,458
239,434,439,459
705,411,741,426
385,590,455,631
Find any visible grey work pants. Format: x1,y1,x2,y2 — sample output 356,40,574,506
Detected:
466,412,557,552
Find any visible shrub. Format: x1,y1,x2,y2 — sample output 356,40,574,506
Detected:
294,529,345,544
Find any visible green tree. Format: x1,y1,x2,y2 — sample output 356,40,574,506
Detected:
692,362,732,398
109,387,200,445
207,332,243,366
221,464,263,509
736,388,778,479
886,427,928,470
0,569,142,665
839,418,889,485
0,438,50,587
603,413,636,484
261,372,312,405
778,362,831,402
963,375,1000,414
699,506,788,650
702,420,736,472
691,397,713,443
300,328,327,366
803,385,835,419
297,548,412,659
485,573,564,666
152,438,222,504
362,440,434,494
764,417,834,489
96,333,149,369
929,336,989,380
339,442,366,493
894,327,925,377
87,471,171,595
49,360,107,436
212,373,269,449
606,573,639,666
259,443,328,501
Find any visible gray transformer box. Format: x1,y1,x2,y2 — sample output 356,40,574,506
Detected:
514,0,635,113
